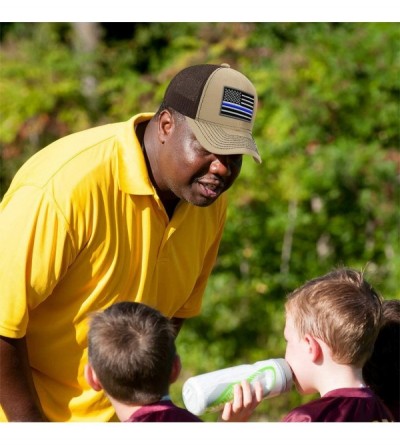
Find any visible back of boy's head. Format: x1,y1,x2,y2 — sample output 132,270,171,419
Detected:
285,267,382,367
88,302,176,405
363,300,400,418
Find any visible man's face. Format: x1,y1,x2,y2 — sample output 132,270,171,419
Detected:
157,113,243,207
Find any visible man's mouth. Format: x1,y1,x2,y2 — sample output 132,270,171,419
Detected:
197,180,224,198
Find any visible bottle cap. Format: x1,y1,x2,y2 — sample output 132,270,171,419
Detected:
182,377,207,415
270,358,293,392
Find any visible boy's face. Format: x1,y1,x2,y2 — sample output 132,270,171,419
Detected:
284,311,314,395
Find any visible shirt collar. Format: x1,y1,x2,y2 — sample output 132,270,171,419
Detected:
116,113,155,195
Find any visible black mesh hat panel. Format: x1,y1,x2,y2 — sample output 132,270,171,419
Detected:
163,65,220,118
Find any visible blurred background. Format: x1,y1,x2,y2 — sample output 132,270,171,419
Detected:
0,22,399,421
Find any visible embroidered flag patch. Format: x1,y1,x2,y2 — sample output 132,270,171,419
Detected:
220,87,254,122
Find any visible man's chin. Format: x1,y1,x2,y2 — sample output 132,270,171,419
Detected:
187,197,216,207
180,186,221,207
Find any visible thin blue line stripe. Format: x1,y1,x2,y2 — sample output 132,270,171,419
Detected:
222,101,253,115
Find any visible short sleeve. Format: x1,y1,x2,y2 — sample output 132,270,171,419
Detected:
0,186,75,338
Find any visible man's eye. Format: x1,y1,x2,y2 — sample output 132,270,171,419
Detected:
230,155,243,168
194,144,210,156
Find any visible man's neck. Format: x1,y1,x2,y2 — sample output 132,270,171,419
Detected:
140,120,180,219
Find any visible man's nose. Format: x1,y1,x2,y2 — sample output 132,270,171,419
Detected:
209,157,231,177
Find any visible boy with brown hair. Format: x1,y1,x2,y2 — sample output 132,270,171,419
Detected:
86,301,259,422
363,299,400,421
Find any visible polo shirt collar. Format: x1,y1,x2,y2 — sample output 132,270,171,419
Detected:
117,113,155,195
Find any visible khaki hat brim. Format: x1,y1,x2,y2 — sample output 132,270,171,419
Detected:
185,117,262,164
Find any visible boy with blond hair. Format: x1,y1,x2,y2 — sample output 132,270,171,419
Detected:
281,267,393,421
223,267,394,422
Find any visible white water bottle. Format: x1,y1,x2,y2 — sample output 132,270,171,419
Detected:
182,358,293,416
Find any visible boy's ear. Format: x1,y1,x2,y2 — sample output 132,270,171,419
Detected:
84,364,103,392
304,334,323,363
169,354,182,384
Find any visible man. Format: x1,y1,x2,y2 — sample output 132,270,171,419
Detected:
0,63,261,421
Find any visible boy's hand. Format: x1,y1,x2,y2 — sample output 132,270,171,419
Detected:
220,380,263,422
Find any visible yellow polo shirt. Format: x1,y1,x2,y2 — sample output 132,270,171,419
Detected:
0,113,227,421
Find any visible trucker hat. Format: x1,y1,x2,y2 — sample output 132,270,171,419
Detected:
162,63,261,163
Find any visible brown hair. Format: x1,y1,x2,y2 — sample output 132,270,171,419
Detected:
363,299,400,420
285,267,382,367
88,302,176,405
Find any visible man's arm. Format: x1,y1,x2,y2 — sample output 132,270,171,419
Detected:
0,336,46,421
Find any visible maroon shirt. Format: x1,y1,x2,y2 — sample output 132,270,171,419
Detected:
282,387,394,422
126,400,202,422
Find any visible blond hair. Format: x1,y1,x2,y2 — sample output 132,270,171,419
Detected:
285,267,382,367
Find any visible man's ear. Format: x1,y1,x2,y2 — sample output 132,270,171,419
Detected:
304,334,323,363
169,354,182,384
84,364,103,392
158,109,173,144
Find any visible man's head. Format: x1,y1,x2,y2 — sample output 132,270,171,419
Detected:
161,63,260,163
284,268,382,394
146,64,260,207
85,302,180,405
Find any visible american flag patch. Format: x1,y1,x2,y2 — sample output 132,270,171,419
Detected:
220,87,254,122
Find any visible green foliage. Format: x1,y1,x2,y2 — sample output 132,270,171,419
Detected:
1,22,399,421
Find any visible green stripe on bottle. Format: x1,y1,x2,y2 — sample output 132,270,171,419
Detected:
208,365,277,409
